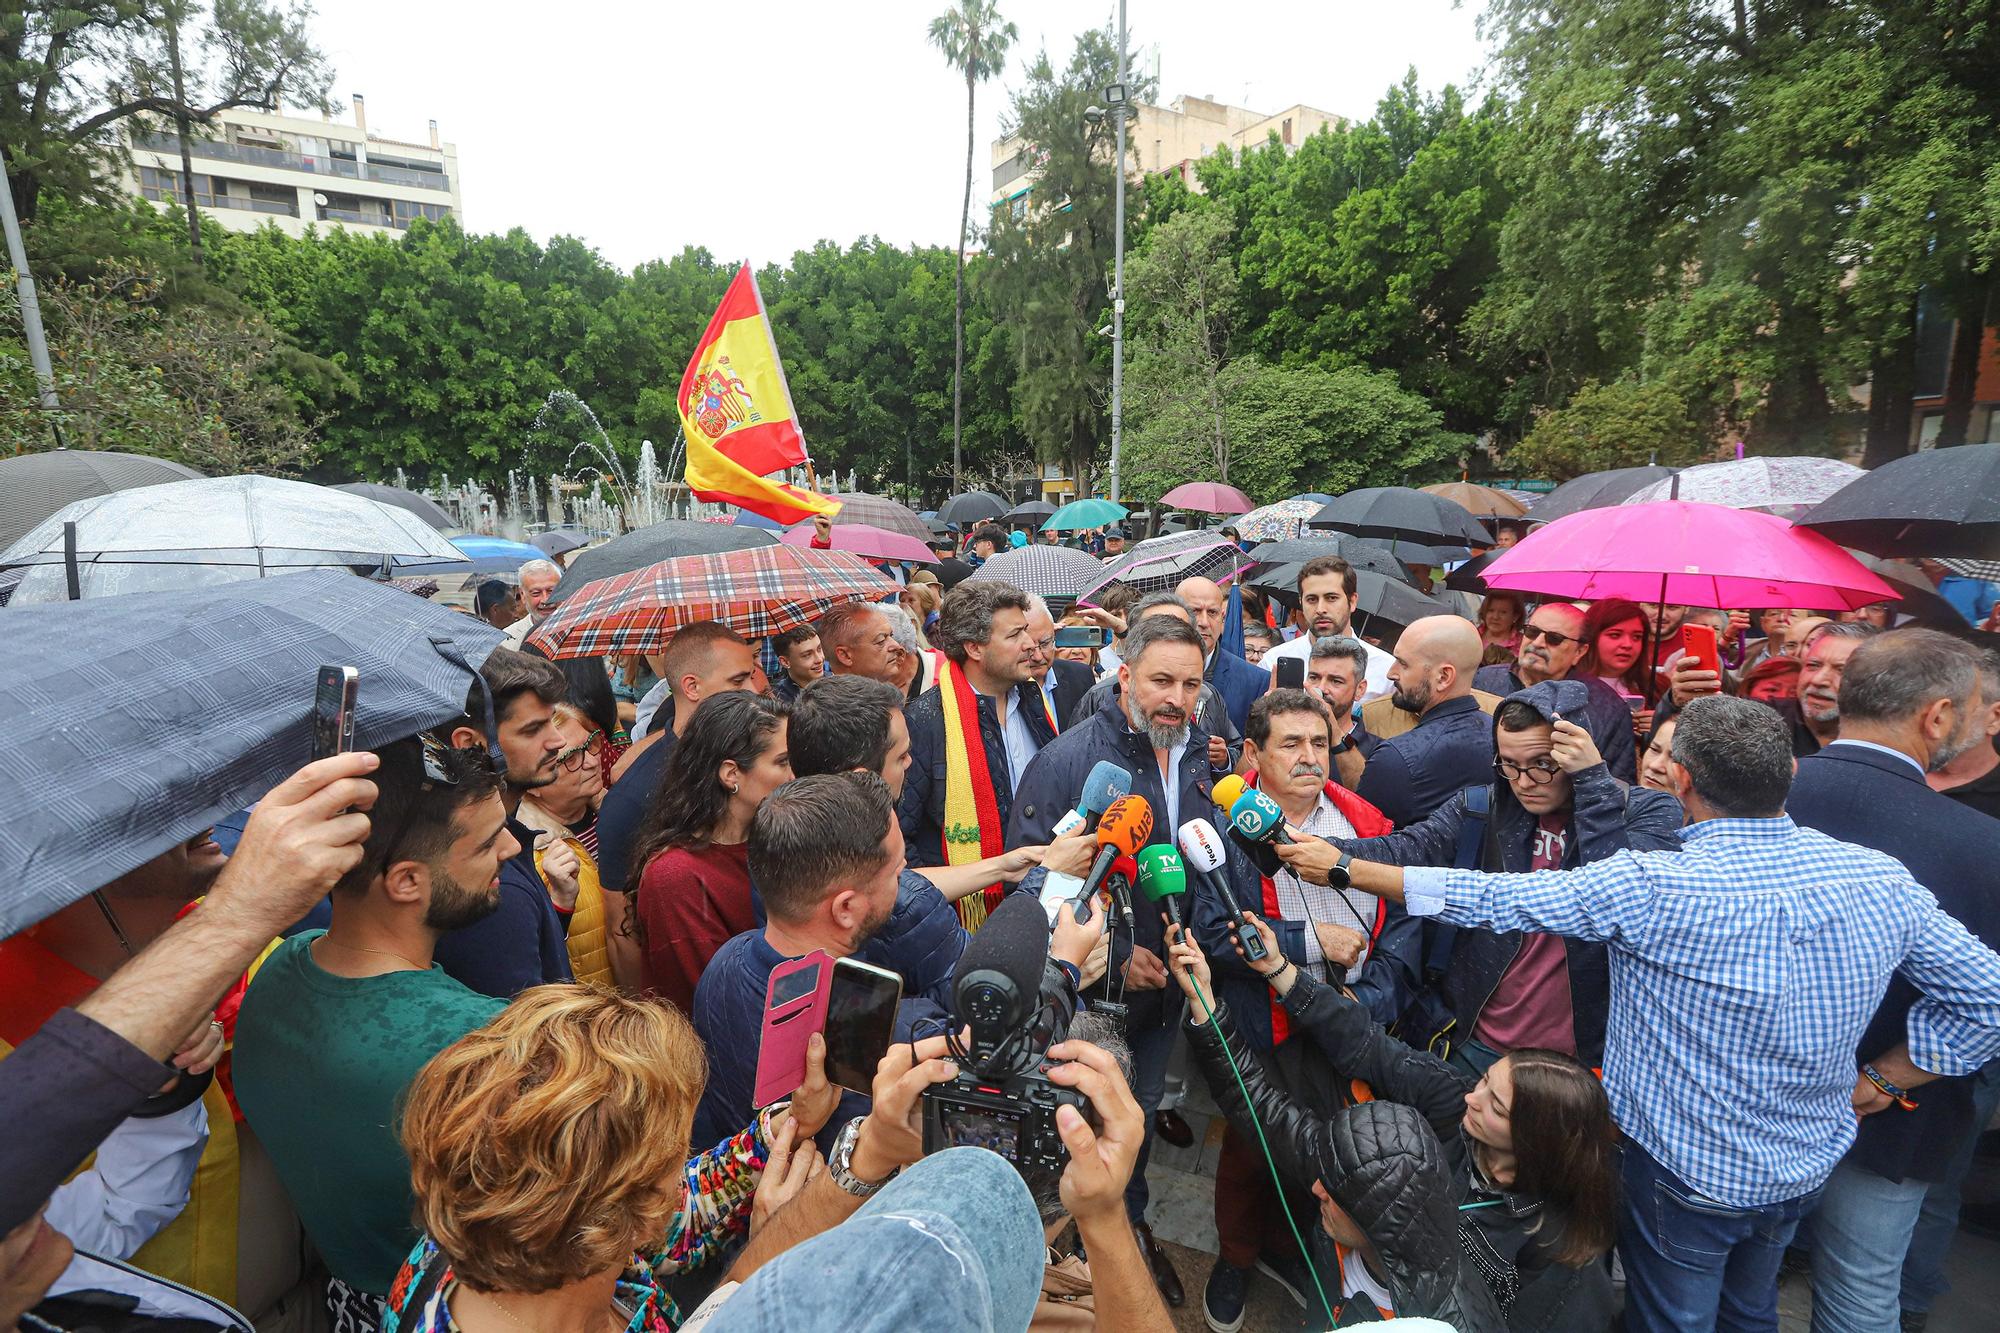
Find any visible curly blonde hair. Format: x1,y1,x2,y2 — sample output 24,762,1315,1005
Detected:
399,986,707,1293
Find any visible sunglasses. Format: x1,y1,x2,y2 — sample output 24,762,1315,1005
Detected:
378,732,460,870
1521,625,1580,649
1495,757,1563,785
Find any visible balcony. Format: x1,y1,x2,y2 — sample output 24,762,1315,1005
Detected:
134,133,448,192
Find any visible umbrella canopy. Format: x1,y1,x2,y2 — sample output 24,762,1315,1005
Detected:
1249,565,1450,638
399,534,546,576
780,522,936,564
1481,501,1897,611
1848,554,1972,627
0,569,503,937
1797,443,2000,558
1622,456,1864,517
527,546,900,659
937,491,1010,527
787,493,932,542
552,520,778,602
1077,531,1254,603
529,528,592,558
963,544,1108,602
1443,549,1504,593
1940,557,2000,584
0,449,205,550
1307,487,1491,548
1043,497,1128,532
1005,499,1057,524
1245,536,1420,588
1234,498,1322,543
1420,482,1530,519
1526,466,1678,525
332,481,456,531
0,475,466,604
1160,481,1256,515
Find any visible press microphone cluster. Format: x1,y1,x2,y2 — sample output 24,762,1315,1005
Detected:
1176,818,1267,963
1051,761,1132,839
1073,794,1153,926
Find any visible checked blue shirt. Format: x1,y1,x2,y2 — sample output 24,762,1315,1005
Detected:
1403,816,2000,1208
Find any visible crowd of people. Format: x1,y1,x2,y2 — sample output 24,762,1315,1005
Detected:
6,514,2000,1333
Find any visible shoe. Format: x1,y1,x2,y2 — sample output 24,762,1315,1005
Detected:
1135,1221,1185,1307
1202,1257,1251,1333
1257,1251,1313,1310
1901,1311,1929,1333
1155,1106,1194,1149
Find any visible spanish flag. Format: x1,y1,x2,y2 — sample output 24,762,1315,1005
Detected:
679,265,840,525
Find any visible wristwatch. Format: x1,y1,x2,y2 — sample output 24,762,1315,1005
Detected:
828,1116,894,1198
1330,733,1355,755
1326,851,1354,889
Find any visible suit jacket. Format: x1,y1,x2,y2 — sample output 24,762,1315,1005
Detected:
1046,658,1094,734
1788,741,2000,1183
898,678,1057,867
1206,647,1267,737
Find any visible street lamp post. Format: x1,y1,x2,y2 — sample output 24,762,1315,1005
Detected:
0,151,63,445
1107,0,1128,505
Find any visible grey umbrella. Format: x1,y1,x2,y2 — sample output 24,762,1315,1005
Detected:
0,449,205,550
0,569,504,937
1526,466,1678,525
529,527,593,558
963,544,1108,602
333,481,456,531
552,519,778,601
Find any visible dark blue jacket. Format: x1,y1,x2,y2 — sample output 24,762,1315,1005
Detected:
433,818,576,999
1330,680,1685,1066
594,731,675,893
748,868,965,1023
899,677,1057,868
1006,695,1221,1033
1355,694,1494,827
1471,664,1639,785
1788,741,2000,1183
1046,658,1095,734
1206,646,1267,737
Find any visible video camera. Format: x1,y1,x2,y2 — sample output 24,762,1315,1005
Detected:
921,894,1089,1173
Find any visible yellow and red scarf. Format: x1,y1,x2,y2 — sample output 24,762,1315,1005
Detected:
937,657,1006,929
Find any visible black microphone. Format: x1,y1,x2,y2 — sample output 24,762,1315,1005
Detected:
951,892,1057,1070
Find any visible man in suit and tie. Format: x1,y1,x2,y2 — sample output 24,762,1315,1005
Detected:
1023,595,1093,733
1785,628,2000,1333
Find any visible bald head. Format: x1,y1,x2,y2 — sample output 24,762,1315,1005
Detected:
1175,577,1226,654
1388,615,1482,717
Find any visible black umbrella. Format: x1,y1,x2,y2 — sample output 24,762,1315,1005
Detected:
0,449,205,549
333,481,457,532
1307,487,1491,548
1443,549,1503,592
1249,565,1450,640
1245,536,1419,588
552,520,778,602
937,491,1009,527
1004,499,1056,524
1525,466,1678,526
529,527,593,558
1798,444,2000,558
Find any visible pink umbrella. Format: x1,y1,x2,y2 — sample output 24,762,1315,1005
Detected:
780,522,934,564
1161,481,1256,515
1480,501,1896,612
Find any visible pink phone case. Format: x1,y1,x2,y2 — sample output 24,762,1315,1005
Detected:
753,950,835,1109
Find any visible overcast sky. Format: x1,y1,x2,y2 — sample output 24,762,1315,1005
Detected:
308,0,1491,272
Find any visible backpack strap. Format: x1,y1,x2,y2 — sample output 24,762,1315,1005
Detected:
1424,784,1494,986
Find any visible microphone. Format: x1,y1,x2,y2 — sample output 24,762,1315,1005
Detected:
1229,789,1295,846
1210,774,1248,813
1105,853,1139,931
950,892,1065,1072
1073,794,1154,925
1074,761,1132,830
1176,818,1268,963
1134,845,1188,931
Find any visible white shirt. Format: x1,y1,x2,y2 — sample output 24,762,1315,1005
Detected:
1263,633,1395,705
1159,736,1190,834
998,688,1042,790
1271,790,1375,982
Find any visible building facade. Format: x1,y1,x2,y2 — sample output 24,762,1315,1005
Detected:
122,96,462,239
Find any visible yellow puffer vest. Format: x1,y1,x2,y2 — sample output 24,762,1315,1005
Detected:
542,838,613,987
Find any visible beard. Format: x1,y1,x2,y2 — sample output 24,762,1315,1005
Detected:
1124,694,1191,750
424,866,503,932
1928,716,1983,773
848,896,896,953
1800,691,1840,725
1392,683,1432,715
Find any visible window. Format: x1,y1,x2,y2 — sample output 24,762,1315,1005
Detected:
138,166,217,207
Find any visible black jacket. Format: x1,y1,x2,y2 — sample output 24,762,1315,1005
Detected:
1470,665,1639,785
1355,693,1495,827
899,676,1057,868
1331,679,1685,1065
1045,657,1095,734
1195,969,1614,1330
1788,741,2000,1183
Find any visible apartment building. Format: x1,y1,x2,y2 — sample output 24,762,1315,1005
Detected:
990,92,1341,217
122,95,462,238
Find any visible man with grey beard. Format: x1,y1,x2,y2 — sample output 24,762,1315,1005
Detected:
1795,620,1879,754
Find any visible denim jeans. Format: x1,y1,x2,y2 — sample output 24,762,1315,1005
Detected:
1806,1158,1929,1332
1902,1060,2000,1314
1618,1139,1819,1333
1124,1015,1178,1224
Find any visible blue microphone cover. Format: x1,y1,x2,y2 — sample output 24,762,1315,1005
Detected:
1079,761,1132,817
1229,789,1286,841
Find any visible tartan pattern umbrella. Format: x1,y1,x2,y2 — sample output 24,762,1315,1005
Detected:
1077,531,1254,602
964,544,1108,601
552,520,777,601
526,546,900,659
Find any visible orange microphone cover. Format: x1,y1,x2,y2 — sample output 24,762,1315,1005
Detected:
1096,794,1154,854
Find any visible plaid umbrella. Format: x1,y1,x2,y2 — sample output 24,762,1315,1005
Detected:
963,544,1108,601
1941,558,2000,584
788,493,933,542
553,520,777,601
526,545,900,659
1077,531,1254,603
1235,498,1322,543
0,569,503,937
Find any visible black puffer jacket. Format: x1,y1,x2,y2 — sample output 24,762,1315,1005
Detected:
1241,967,1617,1331
1187,1000,1504,1329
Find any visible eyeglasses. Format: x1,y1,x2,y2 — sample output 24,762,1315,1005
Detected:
378,732,459,871
1494,758,1563,785
1520,625,1580,649
553,730,606,772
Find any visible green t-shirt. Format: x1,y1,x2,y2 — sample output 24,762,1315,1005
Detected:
232,931,505,1295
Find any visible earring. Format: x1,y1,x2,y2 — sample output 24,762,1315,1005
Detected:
727,784,740,795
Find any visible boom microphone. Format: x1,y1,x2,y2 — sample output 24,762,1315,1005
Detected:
1134,846,1188,931
1073,794,1153,925
951,892,1057,1070
1177,819,1267,963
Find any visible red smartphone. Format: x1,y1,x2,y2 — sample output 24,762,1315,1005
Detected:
1682,624,1721,677
753,950,835,1110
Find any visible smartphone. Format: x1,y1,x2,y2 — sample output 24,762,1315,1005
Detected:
1682,623,1721,677
825,957,903,1094
312,666,359,759
1054,626,1109,649
1274,656,1306,690
753,950,835,1109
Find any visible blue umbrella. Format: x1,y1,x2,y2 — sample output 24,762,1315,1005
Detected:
0,569,504,936
400,533,546,575
733,509,785,531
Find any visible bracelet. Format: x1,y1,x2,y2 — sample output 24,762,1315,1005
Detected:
1861,1064,1917,1110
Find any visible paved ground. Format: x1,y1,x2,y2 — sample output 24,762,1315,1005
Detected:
1138,1060,2000,1332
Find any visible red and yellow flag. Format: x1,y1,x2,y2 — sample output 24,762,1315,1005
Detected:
679,265,840,525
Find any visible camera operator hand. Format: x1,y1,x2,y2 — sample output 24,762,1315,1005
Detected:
847,1032,963,1186
209,752,380,933
1050,901,1101,975
1045,1039,1145,1226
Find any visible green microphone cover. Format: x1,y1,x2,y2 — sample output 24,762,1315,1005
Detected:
1134,845,1188,902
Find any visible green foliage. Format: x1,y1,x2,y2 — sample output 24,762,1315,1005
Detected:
1504,378,1712,482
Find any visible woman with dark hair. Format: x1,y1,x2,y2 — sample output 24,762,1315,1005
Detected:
632,693,791,1013
1167,922,1618,1330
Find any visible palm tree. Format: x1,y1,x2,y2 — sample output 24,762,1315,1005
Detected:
929,1,1017,493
